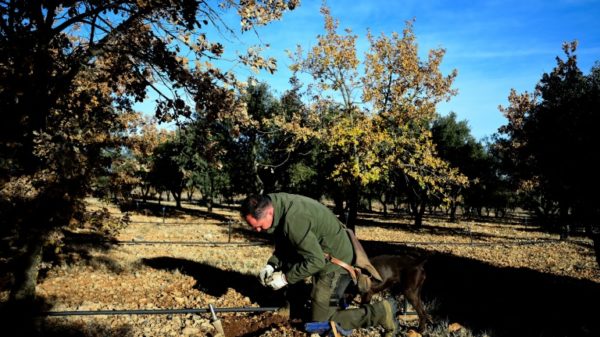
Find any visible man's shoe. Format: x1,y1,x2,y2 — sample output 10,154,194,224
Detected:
380,298,399,337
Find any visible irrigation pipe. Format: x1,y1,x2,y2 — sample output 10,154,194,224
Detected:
65,238,268,246
121,221,210,225
388,238,560,247
43,306,279,317
66,237,562,248
114,240,268,246
43,305,417,318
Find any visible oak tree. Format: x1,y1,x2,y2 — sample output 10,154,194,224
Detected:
290,7,466,227
0,0,298,303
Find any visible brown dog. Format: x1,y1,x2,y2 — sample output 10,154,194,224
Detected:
359,254,432,332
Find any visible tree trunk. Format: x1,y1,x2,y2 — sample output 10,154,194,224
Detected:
380,199,388,217
559,202,570,239
208,174,214,213
412,200,426,228
7,235,44,336
449,199,458,222
9,184,77,305
142,185,150,203
332,191,345,218
10,236,43,304
392,197,399,213
172,189,182,209
345,186,359,232
186,187,194,202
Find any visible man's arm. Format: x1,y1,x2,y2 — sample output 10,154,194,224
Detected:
284,221,326,284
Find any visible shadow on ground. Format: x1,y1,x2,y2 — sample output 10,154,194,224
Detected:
0,298,134,337
142,257,288,308
356,214,576,245
120,200,230,222
362,240,600,337
38,231,125,282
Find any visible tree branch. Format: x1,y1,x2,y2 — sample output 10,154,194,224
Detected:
52,0,128,34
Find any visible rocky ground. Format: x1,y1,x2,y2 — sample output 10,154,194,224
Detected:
4,198,599,337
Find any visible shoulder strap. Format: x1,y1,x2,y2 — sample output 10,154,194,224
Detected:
324,253,358,283
345,228,383,281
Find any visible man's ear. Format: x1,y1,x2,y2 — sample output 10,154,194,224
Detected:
267,205,274,216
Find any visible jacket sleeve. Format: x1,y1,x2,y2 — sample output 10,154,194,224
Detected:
267,248,283,269
283,218,327,284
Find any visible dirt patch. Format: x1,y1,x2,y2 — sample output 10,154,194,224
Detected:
222,313,303,337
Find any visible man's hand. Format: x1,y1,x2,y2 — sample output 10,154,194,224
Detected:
258,264,275,286
266,271,287,290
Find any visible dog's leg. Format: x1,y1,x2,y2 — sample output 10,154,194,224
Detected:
404,288,429,333
403,268,430,333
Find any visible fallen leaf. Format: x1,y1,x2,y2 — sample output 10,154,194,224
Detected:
406,329,422,337
448,322,463,332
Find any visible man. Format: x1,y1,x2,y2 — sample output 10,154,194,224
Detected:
240,193,399,336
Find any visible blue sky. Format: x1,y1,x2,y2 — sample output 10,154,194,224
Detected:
138,0,600,141
232,0,600,140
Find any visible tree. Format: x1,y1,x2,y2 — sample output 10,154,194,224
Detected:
494,89,545,216
290,8,466,228
93,113,172,202
496,42,600,266
149,136,186,209
364,25,467,227
220,78,319,196
260,80,323,197
127,115,172,202
431,112,486,221
180,119,231,212
0,0,298,304
289,7,366,227
237,79,282,192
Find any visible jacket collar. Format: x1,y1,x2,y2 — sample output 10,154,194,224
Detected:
266,193,283,234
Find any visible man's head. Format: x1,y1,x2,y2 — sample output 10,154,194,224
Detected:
240,194,274,232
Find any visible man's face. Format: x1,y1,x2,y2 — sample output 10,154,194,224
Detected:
245,206,274,232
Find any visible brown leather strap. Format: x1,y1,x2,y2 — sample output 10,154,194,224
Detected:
324,253,357,282
344,228,383,281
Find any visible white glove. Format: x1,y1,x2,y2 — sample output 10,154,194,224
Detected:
266,271,288,290
258,264,275,286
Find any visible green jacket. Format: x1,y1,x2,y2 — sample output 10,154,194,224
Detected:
265,193,354,284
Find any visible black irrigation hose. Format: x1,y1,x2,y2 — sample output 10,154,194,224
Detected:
43,306,417,317
65,239,268,246
98,220,230,226
388,238,561,247
43,306,279,317
114,240,268,246
125,220,236,226
119,219,245,227
67,237,562,248
124,221,207,225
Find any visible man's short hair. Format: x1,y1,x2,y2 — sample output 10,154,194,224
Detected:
240,194,272,219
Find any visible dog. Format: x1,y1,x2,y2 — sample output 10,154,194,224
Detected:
351,254,432,332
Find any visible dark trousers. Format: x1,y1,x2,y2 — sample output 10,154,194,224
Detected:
311,268,389,330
